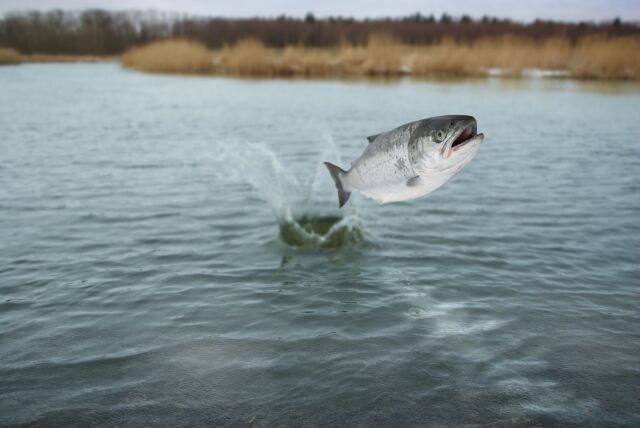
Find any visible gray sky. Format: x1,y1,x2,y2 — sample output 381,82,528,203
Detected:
0,0,638,22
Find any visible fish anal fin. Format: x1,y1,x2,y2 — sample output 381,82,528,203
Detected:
406,176,421,187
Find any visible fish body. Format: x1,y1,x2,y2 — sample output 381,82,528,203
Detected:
324,115,484,206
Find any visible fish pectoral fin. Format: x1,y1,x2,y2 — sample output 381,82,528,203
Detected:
406,176,422,187
366,133,381,143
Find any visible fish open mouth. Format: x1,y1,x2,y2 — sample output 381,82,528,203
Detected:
451,123,478,150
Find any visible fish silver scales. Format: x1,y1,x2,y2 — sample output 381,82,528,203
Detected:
324,115,484,206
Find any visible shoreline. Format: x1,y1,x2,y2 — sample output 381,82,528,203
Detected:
2,37,639,82
20,54,119,64
5,60,637,82
0,49,118,65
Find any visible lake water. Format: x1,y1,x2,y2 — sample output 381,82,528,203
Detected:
1,64,639,427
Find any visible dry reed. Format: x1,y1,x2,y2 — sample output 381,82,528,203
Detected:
409,36,575,77
0,47,21,65
216,38,274,76
569,36,640,79
121,39,214,74
121,34,640,80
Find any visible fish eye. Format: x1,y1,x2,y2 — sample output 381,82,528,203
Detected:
435,130,446,142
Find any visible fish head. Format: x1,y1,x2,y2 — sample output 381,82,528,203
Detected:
409,115,484,175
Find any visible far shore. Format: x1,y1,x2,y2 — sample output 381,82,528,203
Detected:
2,34,640,81
0,50,117,65
21,54,118,64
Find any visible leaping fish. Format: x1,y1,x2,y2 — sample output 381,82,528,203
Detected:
324,115,484,206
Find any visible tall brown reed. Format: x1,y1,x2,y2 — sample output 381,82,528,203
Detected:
121,34,640,80
569,36,640,79
216,38,275,76
121,39,213,74
0,47,21,65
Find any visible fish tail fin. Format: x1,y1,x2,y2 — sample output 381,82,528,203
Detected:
323,162,351,208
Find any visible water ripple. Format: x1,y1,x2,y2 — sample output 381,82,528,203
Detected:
0,64,639,426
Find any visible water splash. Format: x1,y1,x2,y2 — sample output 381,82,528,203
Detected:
278,214,363,249
220,138,362,249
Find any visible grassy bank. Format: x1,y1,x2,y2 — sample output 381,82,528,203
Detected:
121,35,640,80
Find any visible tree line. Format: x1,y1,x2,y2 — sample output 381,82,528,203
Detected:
0,9,638,55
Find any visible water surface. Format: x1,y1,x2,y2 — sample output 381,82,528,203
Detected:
1,64,639,427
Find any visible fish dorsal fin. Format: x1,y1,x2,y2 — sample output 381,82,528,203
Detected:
367,133,381,144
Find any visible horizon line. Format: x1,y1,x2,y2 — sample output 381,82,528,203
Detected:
0,8,638,26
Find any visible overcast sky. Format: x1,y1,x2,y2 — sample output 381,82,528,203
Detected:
0,0,638,22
